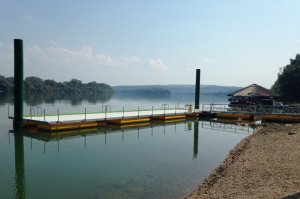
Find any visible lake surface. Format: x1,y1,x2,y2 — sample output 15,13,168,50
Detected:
0,94,251,199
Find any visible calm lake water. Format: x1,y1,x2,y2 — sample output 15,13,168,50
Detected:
0,94,251,199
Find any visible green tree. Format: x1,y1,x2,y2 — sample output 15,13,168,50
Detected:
272,54,300,101
0,75,12,92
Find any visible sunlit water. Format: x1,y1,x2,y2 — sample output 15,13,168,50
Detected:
0,94,251,199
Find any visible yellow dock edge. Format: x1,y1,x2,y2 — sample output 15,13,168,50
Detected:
37,121,99,131
217,112,300,122
108,117,150,124
152,114,186,120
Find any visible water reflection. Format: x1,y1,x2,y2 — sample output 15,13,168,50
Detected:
193,121,199,160
201,120,252,134
23,120,189,144
10,119,252,199
14,134,26,199
0,92,112,106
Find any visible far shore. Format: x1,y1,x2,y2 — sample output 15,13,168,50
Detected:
186,123,300,199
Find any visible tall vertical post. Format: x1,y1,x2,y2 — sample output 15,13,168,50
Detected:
14,39,24,131
195,69,201,110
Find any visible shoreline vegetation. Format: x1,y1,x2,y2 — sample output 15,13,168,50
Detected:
186,123,300,199
0,74,242,106
0,75,113,96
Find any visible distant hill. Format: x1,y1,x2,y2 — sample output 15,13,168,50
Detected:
113,85,241,96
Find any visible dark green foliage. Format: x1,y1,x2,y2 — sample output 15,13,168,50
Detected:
113,86,171,98
0,75,14,93
0,75,113,99
272,54,300,101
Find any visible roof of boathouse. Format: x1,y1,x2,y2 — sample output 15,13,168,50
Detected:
228,84,280,97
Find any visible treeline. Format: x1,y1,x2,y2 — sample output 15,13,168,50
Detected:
113,86,171,98
0,75,113,96
272,54,300,101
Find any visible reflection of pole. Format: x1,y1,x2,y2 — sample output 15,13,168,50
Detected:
14,134,26,199
193,121,199,160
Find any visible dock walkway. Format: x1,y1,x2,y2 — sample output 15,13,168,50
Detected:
24,108,188,123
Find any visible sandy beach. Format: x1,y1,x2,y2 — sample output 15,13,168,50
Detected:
186,123,300,199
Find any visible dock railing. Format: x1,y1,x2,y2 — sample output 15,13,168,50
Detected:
202,104,300,115
22,104,189,123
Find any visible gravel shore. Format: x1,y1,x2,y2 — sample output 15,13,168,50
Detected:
186,123,300,199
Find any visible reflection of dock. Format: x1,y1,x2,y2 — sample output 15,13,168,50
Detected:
23,119,190,142
201,120,252,134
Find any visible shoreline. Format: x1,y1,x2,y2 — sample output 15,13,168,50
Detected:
186,123,300,199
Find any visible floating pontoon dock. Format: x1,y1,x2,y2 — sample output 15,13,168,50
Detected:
10,103,300,132
202,104,300,122
20,107,199,131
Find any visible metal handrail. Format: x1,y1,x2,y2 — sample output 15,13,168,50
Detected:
202,103,300,115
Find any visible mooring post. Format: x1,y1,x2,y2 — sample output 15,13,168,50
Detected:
13,39,24,131
195,69,201,111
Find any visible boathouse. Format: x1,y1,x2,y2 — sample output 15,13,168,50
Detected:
228,84,280,105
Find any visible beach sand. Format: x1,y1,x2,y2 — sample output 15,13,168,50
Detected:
186,123,300,199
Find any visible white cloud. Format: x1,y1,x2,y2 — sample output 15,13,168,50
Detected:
296,39,300,43
147,58,168,70
123,56,141,63
26,42,141,67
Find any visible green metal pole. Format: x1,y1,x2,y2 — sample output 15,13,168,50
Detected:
14,39,24,131
195,69,201,110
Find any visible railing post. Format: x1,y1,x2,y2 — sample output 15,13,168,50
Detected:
152,106,154,116
84,108,87,121
44,108,46,122
57,109,60,123
138,106,140,118
122,107,124,119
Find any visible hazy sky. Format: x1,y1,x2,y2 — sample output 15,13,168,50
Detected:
0,0,300,88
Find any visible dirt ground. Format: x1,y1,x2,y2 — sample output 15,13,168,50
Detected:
186,123,300,199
